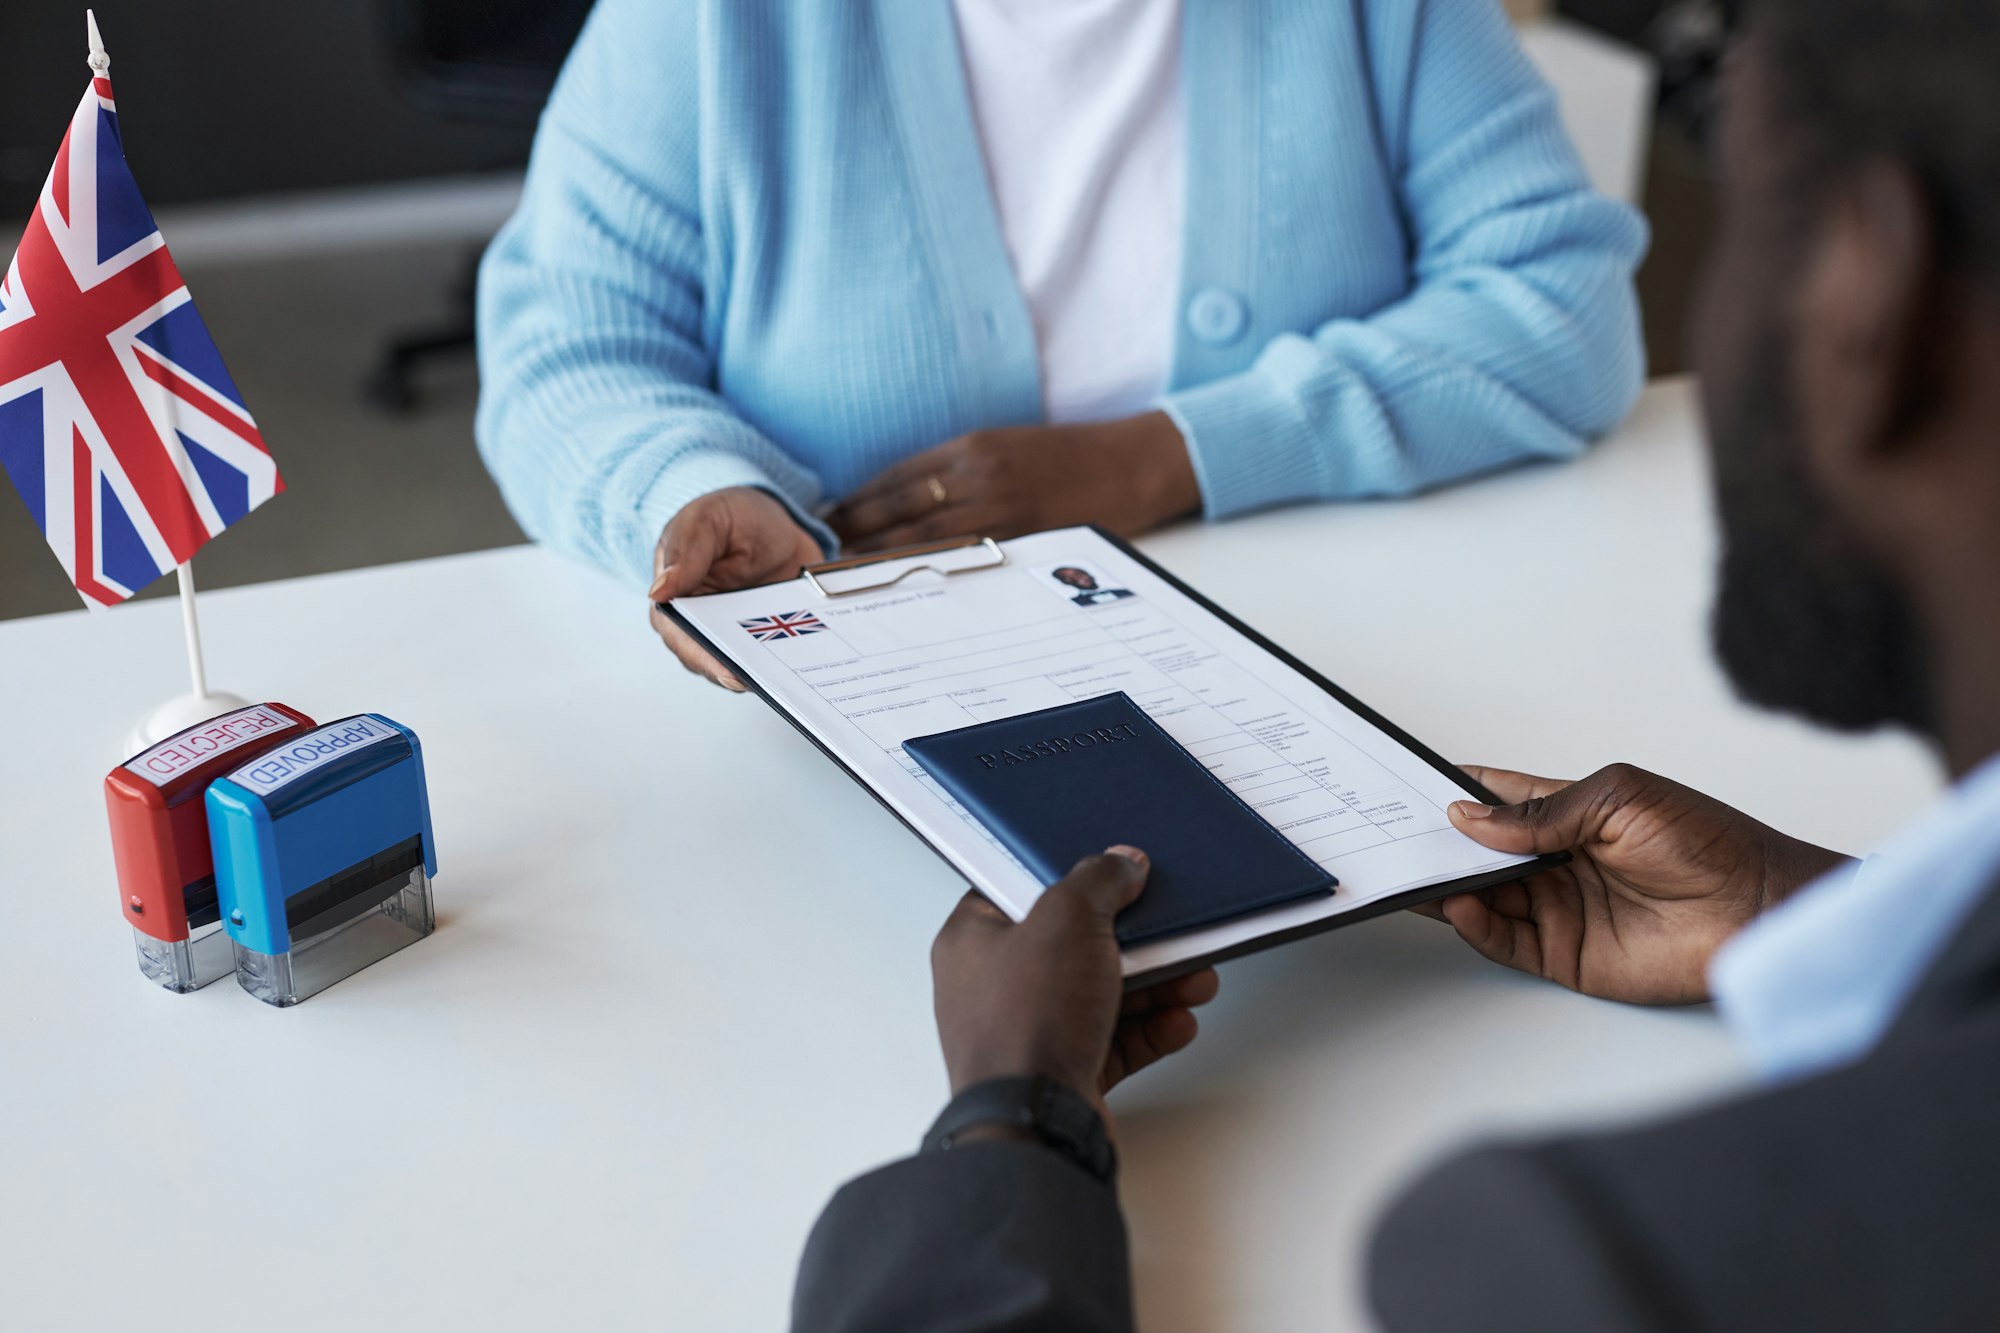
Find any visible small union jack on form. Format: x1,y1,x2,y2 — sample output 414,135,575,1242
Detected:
740,610,827,642
0,52,282,608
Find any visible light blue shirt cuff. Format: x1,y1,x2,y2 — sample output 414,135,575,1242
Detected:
1159,358,1330,520
1710,750,2000,1085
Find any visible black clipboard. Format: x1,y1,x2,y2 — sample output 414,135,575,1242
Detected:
663,525,1565,988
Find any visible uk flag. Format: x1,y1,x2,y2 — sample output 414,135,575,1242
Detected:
740,611,827,641
0,66,282,609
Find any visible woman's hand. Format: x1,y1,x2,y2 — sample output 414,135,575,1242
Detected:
827,411,1201,553
1429,764,1853,1005
647,487,824,690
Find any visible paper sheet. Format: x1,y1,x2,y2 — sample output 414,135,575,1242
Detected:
672,528,1532,975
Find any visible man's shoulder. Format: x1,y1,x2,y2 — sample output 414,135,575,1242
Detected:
1371,1011,2000,1332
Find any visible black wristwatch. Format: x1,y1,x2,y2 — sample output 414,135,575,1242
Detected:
921,1076,1117,1184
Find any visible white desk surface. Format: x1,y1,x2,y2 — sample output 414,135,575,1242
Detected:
0,378,1940,1332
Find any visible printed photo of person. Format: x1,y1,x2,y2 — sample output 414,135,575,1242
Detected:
1047,564,1135,608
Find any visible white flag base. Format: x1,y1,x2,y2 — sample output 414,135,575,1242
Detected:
124,689,252,758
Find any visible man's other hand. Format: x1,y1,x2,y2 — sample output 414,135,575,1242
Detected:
932,847,1220,1125
1432,764,1851,1004
647,487,823,690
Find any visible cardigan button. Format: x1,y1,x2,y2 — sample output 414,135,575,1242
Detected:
1187,287,1249,346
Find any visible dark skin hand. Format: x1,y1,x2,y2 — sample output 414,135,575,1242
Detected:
932,845,1221,1135
827,412,1202,553
647,486,823,691
1425,763,1853,1005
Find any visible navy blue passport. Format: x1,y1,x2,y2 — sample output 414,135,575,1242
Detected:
903,693,1335,945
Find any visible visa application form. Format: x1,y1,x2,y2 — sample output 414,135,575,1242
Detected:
670,527,1533,976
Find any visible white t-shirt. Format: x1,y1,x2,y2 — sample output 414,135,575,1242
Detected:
951,0,1186,424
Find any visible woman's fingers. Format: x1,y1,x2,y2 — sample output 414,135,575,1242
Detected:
648,520,745,689
828,441,962,535
829,475,956,543
844,440,961,503
650,509,727,602
650,605,746,691
647,489,825,690
845,507,993,554
847,495,1031,552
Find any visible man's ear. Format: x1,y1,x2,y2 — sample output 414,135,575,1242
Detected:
1791,159,1940,490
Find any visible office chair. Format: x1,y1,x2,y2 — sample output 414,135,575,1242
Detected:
365,0,591,412
1558,0,1741,146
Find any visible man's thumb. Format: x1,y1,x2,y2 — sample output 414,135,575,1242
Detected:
1448,787,1595,855
1049,846,1150,920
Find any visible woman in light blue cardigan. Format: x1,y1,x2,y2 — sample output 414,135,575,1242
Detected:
476,0,1645,685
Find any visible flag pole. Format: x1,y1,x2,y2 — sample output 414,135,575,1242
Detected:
176,561,210,700
128,555,250,754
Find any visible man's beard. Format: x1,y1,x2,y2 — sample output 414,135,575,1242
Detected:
1709,329,1934,733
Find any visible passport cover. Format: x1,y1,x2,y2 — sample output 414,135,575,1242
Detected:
903,692,1335,945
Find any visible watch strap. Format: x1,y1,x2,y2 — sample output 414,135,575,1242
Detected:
922,1076,1117,1184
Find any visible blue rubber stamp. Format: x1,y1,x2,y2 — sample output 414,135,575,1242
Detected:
206,714,437,1006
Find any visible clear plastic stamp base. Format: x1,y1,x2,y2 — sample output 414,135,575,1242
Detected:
135,921,234,992
234,868,435,1007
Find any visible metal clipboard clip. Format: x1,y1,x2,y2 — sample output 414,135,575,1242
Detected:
802,535,1007,598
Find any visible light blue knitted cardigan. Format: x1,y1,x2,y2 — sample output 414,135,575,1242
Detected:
476,0,1648,588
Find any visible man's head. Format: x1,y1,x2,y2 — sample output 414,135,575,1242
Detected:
1053,567,1100,592
1696,1,2000,751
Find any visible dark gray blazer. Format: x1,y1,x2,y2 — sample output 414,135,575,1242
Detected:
792,879,2000,1331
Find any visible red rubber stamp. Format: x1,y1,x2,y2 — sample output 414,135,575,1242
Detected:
104,703,316,991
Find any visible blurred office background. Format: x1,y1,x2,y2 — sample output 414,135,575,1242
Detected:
0,0,1730,620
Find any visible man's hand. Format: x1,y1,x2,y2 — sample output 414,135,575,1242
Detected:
1430,764,1852,1004
932,846,1221,1127
647,487,823,690
827,412,1201,553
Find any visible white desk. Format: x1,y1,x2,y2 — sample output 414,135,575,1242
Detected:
0,379,1939,1332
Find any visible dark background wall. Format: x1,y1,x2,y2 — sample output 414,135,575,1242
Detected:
0,2,540,214
1558,0,1665,41
3,2,1679,216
